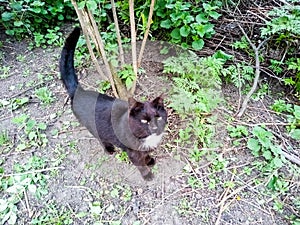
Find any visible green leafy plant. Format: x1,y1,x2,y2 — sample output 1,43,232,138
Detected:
247,126,286,172
35,87,55,105
271,99,293,114
222,63,255,88
261,4,300,42
155,0,222,50
115,151,129,163
117,64,136,90
0,156,49,224
0,66,10,79
12,114,48,150
261,2,300,93
270,100,300,140
227,125,248,138
286,57,300,92
31,202,73,225
0,0,75,39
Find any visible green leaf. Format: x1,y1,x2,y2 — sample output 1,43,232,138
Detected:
213,50,233,62
170,28,181,40
180,25,191,37
58,14,64,20
290,129,300,140
192,39,204,50
2,12,14,22
247,138,260,156
267,175,277,190
14,21,23,27
293,105,300,120
5,30,15,36
78,1,86,9
209,11,221,20
262,150,272,160
87,0,97,11
161,19,172,29
28,131,36,140
196,14,208,23
17,143,27,151
10,2,23,11
0,199,8,212
37,123,47,130
273,157,283,168
90,202,102,214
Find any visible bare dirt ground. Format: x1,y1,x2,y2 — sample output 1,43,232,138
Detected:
1,8,300,225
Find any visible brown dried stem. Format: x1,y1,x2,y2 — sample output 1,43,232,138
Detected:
137,0,156,68
129,0,138,95
236,23,269,117
111,0,125,66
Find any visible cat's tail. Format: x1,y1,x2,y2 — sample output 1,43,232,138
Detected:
59,27,80,99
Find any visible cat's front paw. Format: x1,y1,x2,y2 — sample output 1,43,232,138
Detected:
143,172,154,181
146,157,155,167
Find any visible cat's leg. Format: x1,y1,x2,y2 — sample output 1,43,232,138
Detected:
145,154,155,167
126,149,153,181
102,142,115,154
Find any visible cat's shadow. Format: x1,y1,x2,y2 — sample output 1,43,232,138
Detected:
74,130,184,187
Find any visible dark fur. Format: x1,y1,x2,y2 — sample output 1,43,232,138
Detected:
59,27,167,180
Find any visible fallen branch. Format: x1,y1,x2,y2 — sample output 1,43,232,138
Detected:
236,23,269,117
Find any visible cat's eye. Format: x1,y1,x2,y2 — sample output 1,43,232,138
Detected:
157,117,162,121
141,119,148,124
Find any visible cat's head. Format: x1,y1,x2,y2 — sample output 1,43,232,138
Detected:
128,95,167,140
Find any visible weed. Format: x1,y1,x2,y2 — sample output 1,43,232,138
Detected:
0,156,49,224
271,99,293,114
0,0,74,39
97,80,111,94
247,126,286,172
269,59,284,75
155,0,221,50
232,36,250,51
115,151,129,163
222,63,255,88
0,66,10,79
227,125,248,138
0,130,11,154
12,114,48,150
35,87,55,105
31,202,73,224
117,64,136,90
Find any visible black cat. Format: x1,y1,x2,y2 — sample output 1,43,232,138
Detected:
59,27,167,180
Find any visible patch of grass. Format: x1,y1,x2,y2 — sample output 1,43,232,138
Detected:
31,202,73,225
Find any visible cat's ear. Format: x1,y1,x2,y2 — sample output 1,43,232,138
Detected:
151,94,165,109
128,97,144,114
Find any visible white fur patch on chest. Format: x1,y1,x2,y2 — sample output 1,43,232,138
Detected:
141,133,164,150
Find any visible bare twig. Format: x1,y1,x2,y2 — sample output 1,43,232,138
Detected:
86,8,119,97
236,23,269,117
129,0,138,95
137,0,156,68
111,0,125,66
71,0,120,98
